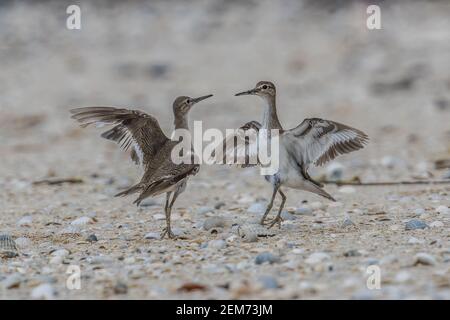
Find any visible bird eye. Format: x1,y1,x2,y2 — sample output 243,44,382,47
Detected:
262,85,268,90
186,99,191,104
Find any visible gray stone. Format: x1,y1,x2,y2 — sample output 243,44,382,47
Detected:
405,219,428,230
87,234,98,242
255,252,280,265
295,205,313,216
258,275,280,289
414,253,437,266
247,202,267,214
208,239,227,250
203,217,226,231
280,211,296,221
144,232,161,240
197,206,214,215
2,274,23,289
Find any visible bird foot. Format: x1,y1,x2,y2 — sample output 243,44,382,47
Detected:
160,227,177,240
267,216,283,229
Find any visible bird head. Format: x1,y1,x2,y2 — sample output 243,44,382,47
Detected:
173,94,213,116
235,81,276,100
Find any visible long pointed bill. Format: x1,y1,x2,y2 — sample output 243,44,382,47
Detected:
235,88,257,96
192,94,213,104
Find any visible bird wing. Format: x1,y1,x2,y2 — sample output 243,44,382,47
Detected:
283,118,369,167
211,120,262,167
70,106,169,167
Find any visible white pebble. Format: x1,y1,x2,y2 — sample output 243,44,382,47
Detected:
305,252,331,265
208,240,227,250
71,216,93,226
339,186,355,194
429,221,444,228
310,201,325,211
408,237,424,244
247,202,266,214
51,249,69,257
152,213,165,221
144,232,161,240
414,253,437,266
436,206,449,215
14,237,31,248
17,216,33,227
31,284,55,300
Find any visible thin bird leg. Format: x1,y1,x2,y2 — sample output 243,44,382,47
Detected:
160,192,174,239
268,189,287,229
260,184,279,225
164,190,181,239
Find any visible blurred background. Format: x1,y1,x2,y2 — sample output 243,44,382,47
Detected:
0,0,449,300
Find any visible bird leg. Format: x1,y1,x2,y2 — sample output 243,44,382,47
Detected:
160,192,177,239
268,189,287,229
260,184,279,225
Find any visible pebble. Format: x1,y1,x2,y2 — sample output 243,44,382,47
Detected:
414,253,437,266
208,239,227,250
280,211,296,221
429,221,444,228
339,186,356,194
343,249,361,257
71,216,93,226
17,215,33,227
203,217,226,231
258,275,279,289
305,252,331,265
326,162,344,180
51,249,69,257
413,208,426,216
341,217,355,228
214,202,226,210
114,282,128,294
443,170,450,179
86,234,98,242
395,271,412,283
408,237,424,244
14,237,31,248
247,202,266,214
2,274,23,289
310,201,325,210
405,219,428,230
30,283,55,300
294,205,313,216
255,252,280,265
153,213,165,221
144,232,161,240
436,206,449,215
197,206,214,215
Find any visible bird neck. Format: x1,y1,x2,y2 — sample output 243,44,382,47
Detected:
262,95,282,130
174,114,189,131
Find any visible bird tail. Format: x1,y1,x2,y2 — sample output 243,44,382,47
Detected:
115,183,143,198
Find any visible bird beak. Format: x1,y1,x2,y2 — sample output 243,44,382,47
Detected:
192,94,213,104
235,88,257,96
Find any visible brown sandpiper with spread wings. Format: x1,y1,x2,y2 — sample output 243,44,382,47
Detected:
70,94,213,239
226,81,368,228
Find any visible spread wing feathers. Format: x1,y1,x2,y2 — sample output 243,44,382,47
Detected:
211,121,261,167
70,107,169,166
284,118,369,167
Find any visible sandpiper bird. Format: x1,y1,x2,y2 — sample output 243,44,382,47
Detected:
70,94,213,238
227,81,368,228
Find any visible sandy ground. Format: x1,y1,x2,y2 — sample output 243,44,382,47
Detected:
1,0,450,299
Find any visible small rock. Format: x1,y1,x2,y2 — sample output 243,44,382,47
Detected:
49,256,64,265
114,282,128,295
326,162,344,181
71,216,93,226
86,234,98,242
413,208,426,216
341,217,355,228
436,205,449,215
2,274,23,289
310,202,325,210
442,170,450,179
153,213,165,221
339,186,355,194
280,211,296,221
414,253,437,266
30,284,55,300
247,202,267,214
405,219,428,230
429,221,444,228
197,207,214,215
255,252,280,265
305,252,331,265
395,271,412,283
294,205,313,216
208,240,227,250
203,217,226,231
408,237,424,244
14,237,31,248
144,232,161,240
381,156,402,169
258,275,279,289
51,249,69,257
214,202,226,210
17,216,33,227
343,249,361,257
